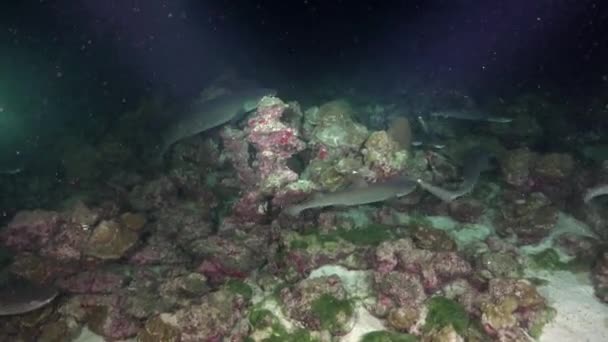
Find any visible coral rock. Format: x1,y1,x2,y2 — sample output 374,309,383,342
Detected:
1,210,62,252
495,192,558,244
280,275,355,335
128,176,178,211
362,131,409,178
143,290,247,342
84,220,139,260
500,148,537,189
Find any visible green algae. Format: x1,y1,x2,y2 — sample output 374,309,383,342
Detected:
289,224,399,250
424,297,469,335
226,279,253,301
311,293,354,331
336,224,396,246
359,330,418,342
528,248,590,273
247,308,319,342
528,306,556,339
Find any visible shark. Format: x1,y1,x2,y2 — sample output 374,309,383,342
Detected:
284,176,418,216
583,184,608,203
157,87,276,159
416,148,492,202
0,273,58,316
430,110,512,123
411,115,446,150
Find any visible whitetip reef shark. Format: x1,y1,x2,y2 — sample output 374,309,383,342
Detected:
285,175,418,216
416,148,492,202
430,109,512,123
583,184,608,203
158,87,276,159
0,273,58,316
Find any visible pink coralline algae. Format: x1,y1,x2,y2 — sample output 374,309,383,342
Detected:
246,97,306,193
374,238,472,292
195,231,271,284
138,289,248,342
221,97,306,223
0,210,62,252
58,269,128,294
1,202,145,286
220,127,257,186
128,235,190,266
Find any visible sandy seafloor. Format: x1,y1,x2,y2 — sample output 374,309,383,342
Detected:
73,212,608,342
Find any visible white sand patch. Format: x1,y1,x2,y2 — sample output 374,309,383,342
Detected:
73,327,124,342
533,270,608,342
341,306,386,342
522,212,607,341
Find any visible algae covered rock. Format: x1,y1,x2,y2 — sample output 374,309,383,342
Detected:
308,99,369,154
86,303,141,340
480,296,519,331
312,121,369,151
477,251,523,279
362,130,409,177
137,315,181,342
360,330,417,342
500,147,538,189
387,306,423,332
279,275,355,335
139,289,247,341
410,225,457,252
247,308,330,342
532,152,575,180
494,191,558,244
424,297,469,336
84,219,139,260
372,271,426,319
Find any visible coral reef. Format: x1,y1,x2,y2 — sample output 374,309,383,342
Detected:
494,191,558,244
362,131,409,178
1,90,593,342
279,275,355,335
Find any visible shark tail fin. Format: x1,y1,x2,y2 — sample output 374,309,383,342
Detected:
284,205,304,216
416,179,463,203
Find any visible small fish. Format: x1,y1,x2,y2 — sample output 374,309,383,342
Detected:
0,168,22,175
285,176,418,216
583,184,608,203
430,110,512,123
417,148,492,202
158,87,276,158
0,274,58,316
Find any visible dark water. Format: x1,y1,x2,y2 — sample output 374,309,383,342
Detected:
1,1,608,340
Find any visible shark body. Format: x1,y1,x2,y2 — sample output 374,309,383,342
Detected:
417,148,492,202
158,88,275,158
0,274,58,316
285,176,418,216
